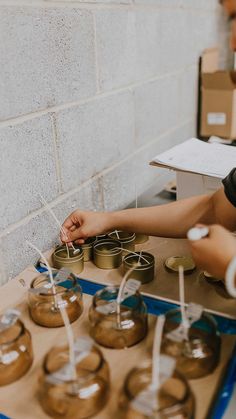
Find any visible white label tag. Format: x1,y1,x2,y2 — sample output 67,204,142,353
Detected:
0,309,20,331
46,337,93,385
207,112,226,125
0,350,19,365
166,303,203,343
121,279,141,300
54,268,71,284
96,301,117,314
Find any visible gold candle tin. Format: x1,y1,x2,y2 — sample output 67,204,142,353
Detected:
164,256,196,274
161,308,221,379
28,273,83,328
39,344,110,418
123,252,155,284
52,245,84,275
0,317,33,386
134,233,149,245
108,231,136,252
81,237,97,262
89,286,148,349
121,360,195,419
93,239,122,269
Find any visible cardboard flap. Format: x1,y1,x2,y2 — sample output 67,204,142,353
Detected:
201,47,219,73
202,71,236,90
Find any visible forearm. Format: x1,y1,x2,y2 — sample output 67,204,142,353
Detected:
109,194,214,238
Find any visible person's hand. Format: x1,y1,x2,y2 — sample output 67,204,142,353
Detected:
60,210,112,245
188,224,236,279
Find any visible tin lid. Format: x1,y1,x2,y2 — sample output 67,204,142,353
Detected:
164,256,196,274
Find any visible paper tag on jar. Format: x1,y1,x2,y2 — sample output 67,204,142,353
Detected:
0,309,20,331
121,279,141,301
46,363,76,385
57,299,68,309
54,268,71,285
96,301,117,314
0,350,19,365
166,303,203,343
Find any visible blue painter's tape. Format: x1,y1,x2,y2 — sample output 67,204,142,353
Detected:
0,415,10,419
207,344,236,419
36,266,236,334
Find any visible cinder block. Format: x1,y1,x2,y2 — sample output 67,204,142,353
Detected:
135,75,179,146
55,91,135,192
102,159,137,211
95,10,137,91
1,177,103,279
0,115,58,231
0,7,96,120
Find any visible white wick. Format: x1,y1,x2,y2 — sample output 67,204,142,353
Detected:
116,267,137,326
151,315,165,391
26,240,57,298
115,247,150,264
39,194,79,255
114,230,120,240
58,299,77,381
178,265,189,331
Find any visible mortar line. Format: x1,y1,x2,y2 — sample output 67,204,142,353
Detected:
0,116,194,238
0,64,196,128
0,0,219,13
50,113,63,194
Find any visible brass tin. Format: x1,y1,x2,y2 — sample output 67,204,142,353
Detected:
52,245,84,275
199,272,234,299
0,319,33,386
81,237,97,262
165,256,196,274
108,231,136,252
123,252,155,284
28,273,83,328
96,234,109,241
134,233,149,245
93,239,122,269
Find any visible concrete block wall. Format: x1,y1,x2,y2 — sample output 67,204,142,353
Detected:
0,0,229,283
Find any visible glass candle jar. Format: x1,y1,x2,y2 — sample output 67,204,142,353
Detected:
0,318,33,386
108,231,136,252
81,237,97,262
161,308,221,379
121,360,195,419
89,286,148,349
52,245,84,275
28,273,83,327
123,252,155,284
93,239,122,269
38,344,110,418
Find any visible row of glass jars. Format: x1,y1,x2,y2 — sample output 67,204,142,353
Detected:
1,270,221,418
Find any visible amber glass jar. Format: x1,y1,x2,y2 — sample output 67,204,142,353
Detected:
28,273,83,327
89,286,148,349
121,360,195,419
161,308,221,379
39,344,110,418
0,319,33,386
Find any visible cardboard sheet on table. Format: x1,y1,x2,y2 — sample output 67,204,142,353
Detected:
0,267,235,419
46,237,236,320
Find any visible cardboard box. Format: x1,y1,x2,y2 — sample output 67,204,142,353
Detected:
200,48,236,139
